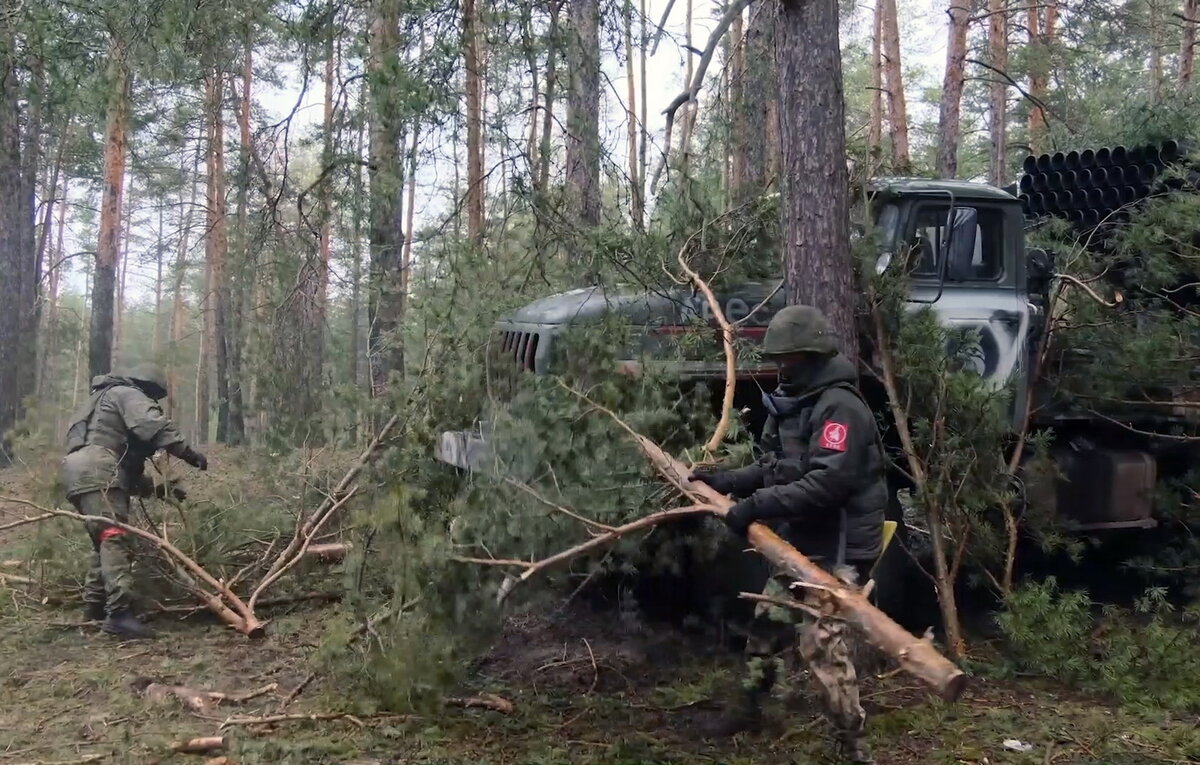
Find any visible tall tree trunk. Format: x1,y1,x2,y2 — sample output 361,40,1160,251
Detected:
936,0,970,178
205,70,238,444
639,0,649,202
565,0,601,240
679,0,697,168
868,0,883,162
738,1,775,199
729,4,748,197
1182,0,1198,86
0,28,23,463
90,44,130,379
167,151,198,423
624,0,642,227
351,112,367,396
40,173,69,398
1150,0,1165,101
464,0,485,245
880,0,910,168
1027,1,1056,153
988,0,1009,186
236,35,255,441
776,0,857,364
538,2,561,197
154,200,165,355
113,190,131,363
367,0,407,394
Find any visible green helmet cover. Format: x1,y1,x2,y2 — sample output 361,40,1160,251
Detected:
115,362,169,399
762,304,838,356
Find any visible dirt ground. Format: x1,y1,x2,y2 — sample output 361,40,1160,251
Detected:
3,469,1200,764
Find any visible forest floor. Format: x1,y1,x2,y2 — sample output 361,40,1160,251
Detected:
2,463,1200,764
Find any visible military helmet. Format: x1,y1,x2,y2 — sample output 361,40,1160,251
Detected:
762,305,838,357
116,362,169,400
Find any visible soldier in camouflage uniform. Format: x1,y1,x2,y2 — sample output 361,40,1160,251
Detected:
691,305,885,765
61,364,208,639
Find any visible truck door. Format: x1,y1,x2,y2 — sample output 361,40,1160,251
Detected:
904,201,1032,426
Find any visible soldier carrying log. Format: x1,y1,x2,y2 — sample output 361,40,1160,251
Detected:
691,305,885,765
60,364,209,639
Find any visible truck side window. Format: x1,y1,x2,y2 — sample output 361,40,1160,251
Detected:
908,205,1004,280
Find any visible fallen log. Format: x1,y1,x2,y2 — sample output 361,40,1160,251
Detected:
561,383,968,702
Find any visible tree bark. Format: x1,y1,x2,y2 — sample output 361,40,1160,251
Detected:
90,44,130,379
639,0,649,204
1027,1,1055,153
988,0,1008,186
367,0,407,394
464,0,485,245
869,0,883,161
880,0,910,169
624,0,643,227
235,35,254,442
1182,0,1198,86
936,0,970,178
1150,0,1165,101
0,24,25,464
205,70,240,444
538,3,561,197
737,1,775,199
168,149,200,427
776,0,858,364
565,0,601,238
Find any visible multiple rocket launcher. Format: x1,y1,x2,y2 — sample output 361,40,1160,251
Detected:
1018,140,1188,230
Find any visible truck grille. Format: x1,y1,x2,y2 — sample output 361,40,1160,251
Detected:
499,329,539,372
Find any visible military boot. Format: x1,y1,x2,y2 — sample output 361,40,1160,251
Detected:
83,602,106,622
835,732,875,765
102,610,155,640
700,685,767,738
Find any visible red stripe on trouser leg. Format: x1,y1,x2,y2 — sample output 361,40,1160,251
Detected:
98,526,126,543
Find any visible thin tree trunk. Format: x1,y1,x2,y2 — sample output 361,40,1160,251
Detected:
113,189,131,362
40,173,68,398
350,111,366,398
367,0,407,393
1027,1,1056,153
403,125,419,300
167,150,200,423
154,200,165,355
729,4,747,197
776,0,857,364
880,0,910,169
868,0,883,161
539,3,561,197
1182,0,1198,86
639,0,648,203
521,5,540,185
205,70,236,444
936,0,970,178
464,0,485,245
90,45,130,379
565,0,601,238
236,35,254,441
625,0,642,227
0,29,23,463
679,0,697,169
988,0,1008,186
1151,0,1165,101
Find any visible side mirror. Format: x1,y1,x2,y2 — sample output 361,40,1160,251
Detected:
944,207,978,282
1027,247,1055,293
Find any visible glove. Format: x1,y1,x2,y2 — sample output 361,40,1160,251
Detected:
723,498,757,537
179,447,208,471
688,470,736,496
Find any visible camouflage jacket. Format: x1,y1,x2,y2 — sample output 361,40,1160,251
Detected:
60,375,192,498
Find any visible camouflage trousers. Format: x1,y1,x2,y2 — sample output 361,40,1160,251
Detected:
72,489,137,616
744,564,868,743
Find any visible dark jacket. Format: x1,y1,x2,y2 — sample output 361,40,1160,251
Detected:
716,353,886,563
60,375,192,498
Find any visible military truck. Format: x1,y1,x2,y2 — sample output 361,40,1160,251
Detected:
439,153,1196,542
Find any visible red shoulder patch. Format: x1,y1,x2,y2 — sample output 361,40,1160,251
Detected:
818,421,849,452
